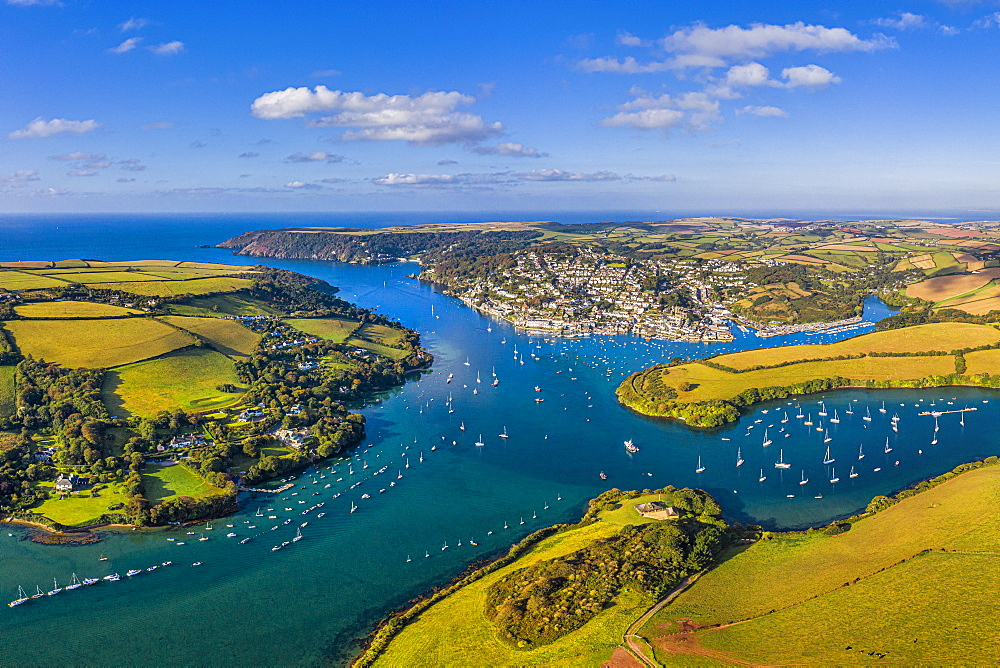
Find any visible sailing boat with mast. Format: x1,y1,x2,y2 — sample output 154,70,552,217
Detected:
858,442,865,460
818,401,827,417
884,437,892,454
758,469,767,482
799,470,809,485
8,586,29,608
498,426,509,439
736,447,744,467
695,456,706,473
775,449,791,469
823,429,832,444
65,574,82,591
879,401,887,414
761,428,772,447
863,406,872,422
829,467,840,483
849,466,859,478
475,434,485,447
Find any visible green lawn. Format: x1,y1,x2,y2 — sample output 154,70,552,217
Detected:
643,464,1000,664
98,277,254,297
284,316,360,342
166,292,279,317
32,482,132,527
103,347,244,417
0,366,14,418
143,462,225,504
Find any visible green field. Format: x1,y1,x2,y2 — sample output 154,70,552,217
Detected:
346,336,410,360
97,276,254,297
37,270,167,283
143,462,225,504
717,323,999,371
284,316,360,342
32,482,132,527
0,271,70,290
160,316,260,357
643,464,1000,664
4,317,195,369
355,323,407,348
0,366,14,418
166,293,279,317
14,301,142,318
103,348,243,417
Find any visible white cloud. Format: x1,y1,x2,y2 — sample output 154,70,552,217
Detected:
661,21,894,62
108,37,142,54
601,91,720,132
374,173,459,185
150,41,184,56
939,25,960,35
438,159,458,165
726,62,773,87
319,177,345,184
49,152,106,161
67,170,97,177
141,121,175,130
116,177,135,183
0,169,41,182
577,56,673,74
519,169,621,182
872,12,926,30
973,12,1000,29
119,17,149,31
616,31,646,47
738,105,788,117
119,159,146,171
285,151,344,163
250,87,503,146
468,142,547,158
8,117,100,139
84,161,111,169
781,64,841,89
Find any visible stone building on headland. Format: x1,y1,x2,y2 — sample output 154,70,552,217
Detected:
634,501,680,520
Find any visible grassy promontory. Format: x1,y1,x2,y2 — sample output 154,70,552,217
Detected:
358,486,727,667
617,322,1000,426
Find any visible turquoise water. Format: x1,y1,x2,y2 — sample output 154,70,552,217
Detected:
1,217,998,665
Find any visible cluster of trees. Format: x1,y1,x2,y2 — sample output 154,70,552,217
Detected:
0,433,52,512
484,493,725,648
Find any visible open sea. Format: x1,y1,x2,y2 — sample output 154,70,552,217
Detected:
1,213,998,665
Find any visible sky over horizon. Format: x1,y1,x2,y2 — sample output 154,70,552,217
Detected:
1,0,999,218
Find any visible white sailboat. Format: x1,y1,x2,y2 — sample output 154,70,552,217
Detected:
476,371,481,384
761,429,772,447
799,470,809,485
736,447,744,467
829,409,840,424
822,446,835,464
498,426,509,439
803,414,813,426
829,467,840,483
781,412,789,424
849,466,858,479
823,430,832,444
862,407,872,422
475,434,485,447
960,410,966,427
695,456,706,473
624,439,639,454
775,449,791,469
858,442,865,460
818,402,827,416
884,437,892,454
879,401,887,414
459,421,465,431
758,469,767,483
65,574,82,591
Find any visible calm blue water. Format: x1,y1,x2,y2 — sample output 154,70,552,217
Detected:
0,215,997,665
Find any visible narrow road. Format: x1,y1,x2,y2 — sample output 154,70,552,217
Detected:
621,573,700,667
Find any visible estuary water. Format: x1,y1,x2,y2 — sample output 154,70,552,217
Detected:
1,215,999,665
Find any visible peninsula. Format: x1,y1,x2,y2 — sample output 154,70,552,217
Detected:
0,259,428,532
219,217,1000,342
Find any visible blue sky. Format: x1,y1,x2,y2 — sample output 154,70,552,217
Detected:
1,0,998,217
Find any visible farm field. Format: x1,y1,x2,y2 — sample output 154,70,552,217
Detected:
375,515,646,667
166,293,278,317
143,462,225,504
710,323,999,371
660,355,956,403
284,316,360,342
905,268,1000,303
13,301,142,318
0,272,70,290
96,276,254,297
3,317,195,368
0,366,14,418
32,482,132,527
346,336,410,360
159,316,260,357
354,323,406,348
102,348,243,417
643,464,1000,665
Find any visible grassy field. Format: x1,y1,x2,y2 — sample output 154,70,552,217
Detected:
346,336,411,360
284,316,360,342
13,301,142,318
32,482,132,526
103,348,243,417
166,293,279,317
355,323,406,348
375,497,675,667
160,316,260,357
713,323,999,371
905,268,1000,302
661,356,956,403
37,270,167,283
0,366,14,418
4,317,195,368
0,272,70,290
97,276,254,297
143,462,225,504
643,464,1000,665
